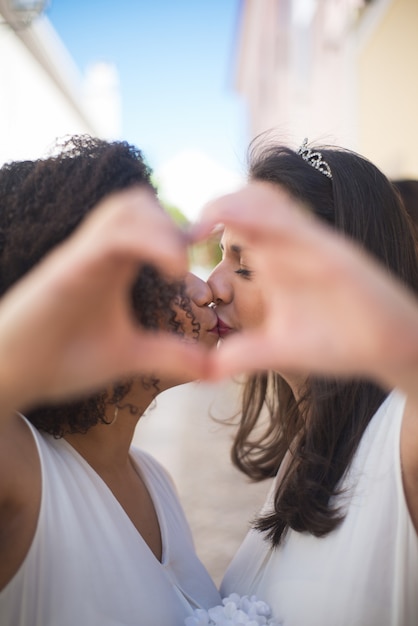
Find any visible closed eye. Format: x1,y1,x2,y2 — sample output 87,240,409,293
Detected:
235,268,253,279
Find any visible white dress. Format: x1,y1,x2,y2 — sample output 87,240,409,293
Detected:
0,417,220,626
221,391,418,626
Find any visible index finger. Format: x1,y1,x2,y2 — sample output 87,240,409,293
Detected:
189,182,310,245
72,186,190,279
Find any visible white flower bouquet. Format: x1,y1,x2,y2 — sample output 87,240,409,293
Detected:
185,593,281,626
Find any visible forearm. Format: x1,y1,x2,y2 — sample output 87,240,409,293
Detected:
362,272,418,406
377,359,418,409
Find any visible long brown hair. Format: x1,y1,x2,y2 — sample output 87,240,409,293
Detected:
232,140,418,546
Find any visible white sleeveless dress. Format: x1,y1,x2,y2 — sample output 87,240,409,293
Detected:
221,391,418,626
0,417,220,626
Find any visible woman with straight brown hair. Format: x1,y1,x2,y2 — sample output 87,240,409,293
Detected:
205,138,418,625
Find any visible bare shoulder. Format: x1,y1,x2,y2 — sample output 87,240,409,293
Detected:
400,397,418,534
0,413,41,590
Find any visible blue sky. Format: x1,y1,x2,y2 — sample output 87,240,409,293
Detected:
46,0,247,178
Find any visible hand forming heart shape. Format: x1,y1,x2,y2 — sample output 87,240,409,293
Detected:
2,181,418,415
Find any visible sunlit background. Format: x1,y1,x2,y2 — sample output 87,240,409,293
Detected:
1,0,417,224
1,0,417,584
0,0,246,222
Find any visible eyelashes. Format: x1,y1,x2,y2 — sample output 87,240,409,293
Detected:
235,268,253,279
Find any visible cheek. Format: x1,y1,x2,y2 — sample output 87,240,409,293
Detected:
173,302,216,346
235,287,265,330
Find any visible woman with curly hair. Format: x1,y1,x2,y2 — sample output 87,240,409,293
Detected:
204,139,418,625
0,136,221,625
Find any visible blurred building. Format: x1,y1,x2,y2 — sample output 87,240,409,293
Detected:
0,0,121,165
234,0,418,177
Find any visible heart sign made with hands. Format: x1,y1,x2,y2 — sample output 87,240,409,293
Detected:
3,182,418,413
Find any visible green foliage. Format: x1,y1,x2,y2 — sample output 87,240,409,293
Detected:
152,177,221,270
161,199,189,227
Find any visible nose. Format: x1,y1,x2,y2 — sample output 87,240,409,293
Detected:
207,264,233,306
185,273,213,307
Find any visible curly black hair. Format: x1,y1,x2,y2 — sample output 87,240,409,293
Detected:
0,135,195,436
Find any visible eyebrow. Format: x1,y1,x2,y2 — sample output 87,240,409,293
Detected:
219,241,242,255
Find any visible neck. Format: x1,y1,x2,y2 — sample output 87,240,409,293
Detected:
64,385,157,473
280,372,306,403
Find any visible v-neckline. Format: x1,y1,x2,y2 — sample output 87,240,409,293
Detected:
58,437,167,566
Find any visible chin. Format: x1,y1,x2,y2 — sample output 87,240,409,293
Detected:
202,333,220,348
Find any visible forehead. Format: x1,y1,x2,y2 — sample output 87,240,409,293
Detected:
219,228,258,265
219,227,247,252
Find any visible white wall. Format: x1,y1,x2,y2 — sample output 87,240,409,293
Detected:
0,8,121,165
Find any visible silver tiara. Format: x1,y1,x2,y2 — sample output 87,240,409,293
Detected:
297,138,332,179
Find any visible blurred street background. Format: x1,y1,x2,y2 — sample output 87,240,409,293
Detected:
134,379,272,585
1,0,418,585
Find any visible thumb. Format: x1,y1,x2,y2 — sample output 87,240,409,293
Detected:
206,331,279,380
125,333,210,381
